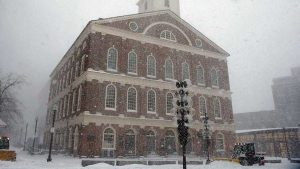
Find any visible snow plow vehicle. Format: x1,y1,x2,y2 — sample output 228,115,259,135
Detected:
0,136,16,161
232,143,265,166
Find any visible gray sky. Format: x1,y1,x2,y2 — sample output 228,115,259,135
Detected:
0,0,300,124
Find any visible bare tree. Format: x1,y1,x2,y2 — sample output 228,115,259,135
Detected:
0,72,25,127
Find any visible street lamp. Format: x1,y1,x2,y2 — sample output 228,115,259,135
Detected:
47,105,57,162
175,80,190,169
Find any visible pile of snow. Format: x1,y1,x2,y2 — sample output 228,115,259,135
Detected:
0,149,299,169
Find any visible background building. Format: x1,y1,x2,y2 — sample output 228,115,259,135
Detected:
236,127,300,158
44,0,235,158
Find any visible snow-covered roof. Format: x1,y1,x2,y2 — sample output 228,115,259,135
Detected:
0,118,7,128
236,127,298,134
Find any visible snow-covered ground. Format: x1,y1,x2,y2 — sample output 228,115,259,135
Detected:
1,149,299,169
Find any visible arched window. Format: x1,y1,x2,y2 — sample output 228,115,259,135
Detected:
105,85,116,110
211,68,219,87
80,55,86,74
166,93,173,114
107,47,118,71
146,131,156,154
128,51,137,74
182,62,190,80
199,96,207,117
147,90,156,113
77,85,82,111
125,130,136,155
160,30,176,42
216,133,225,151
165,0,170,7
165,58,174,79
102,128,115,149
127,87,137,112
147,55,156,77
196,65,205,85
213,98,222,119
165,130,176,155
73,126,79,151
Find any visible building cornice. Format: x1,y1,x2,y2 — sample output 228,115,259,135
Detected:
91,24,227,61
87,69,232,98
82,112,235,132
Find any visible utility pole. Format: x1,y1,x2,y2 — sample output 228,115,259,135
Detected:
32,117,38,152
23,123,28,151
175,80,190,169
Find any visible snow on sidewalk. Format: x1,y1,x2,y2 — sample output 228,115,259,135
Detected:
0,149,299,169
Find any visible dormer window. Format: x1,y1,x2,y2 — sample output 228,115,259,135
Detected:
160,30,176,42
165,0,170,7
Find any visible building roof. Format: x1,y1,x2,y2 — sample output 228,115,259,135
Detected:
0,118,7,128
236,127,299,134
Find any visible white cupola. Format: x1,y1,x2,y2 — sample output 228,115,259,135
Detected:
137,0,180,16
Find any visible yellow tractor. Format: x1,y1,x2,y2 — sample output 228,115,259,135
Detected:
0,136,16,161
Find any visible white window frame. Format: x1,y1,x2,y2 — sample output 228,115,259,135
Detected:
127,50,138,75
80,55,86,74
77,85,82,111
211,68,219,88
147,55,156,78
165,58,174,80
107,47,118,72
216,133,225,152
196,65,205,86
102,128,116,150
213,97,222,119
182,62,190,80
199,96,207,118
127,87,137,112
147,89,156,114
160,30,176,42
195,39,203,48
105,84,117,111
166,92,174,115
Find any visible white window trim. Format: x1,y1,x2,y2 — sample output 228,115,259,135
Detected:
106,46,118,72
146,130,156,153
127,50,138,75
102,127,116,150
216,133,225,152
196,64,205,86
199,96,207,117
76,85,82,111
147,55,156,78
166,92,174,115
182,62,190,80
129,22,139,32
125,130,136,155
211,68,219,88
213,98,222,119
147,89,156,114
165,58,174,80
160,30,177,42
105,84,117,111
127,87,137,113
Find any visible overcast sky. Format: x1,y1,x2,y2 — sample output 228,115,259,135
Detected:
0,0,300,124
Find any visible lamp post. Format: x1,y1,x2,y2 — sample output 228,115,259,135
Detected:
203,110,211,164
175,80,190,169
47,105,57,162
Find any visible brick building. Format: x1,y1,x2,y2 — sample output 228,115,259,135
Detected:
236,127,300,158
44,0,235,158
